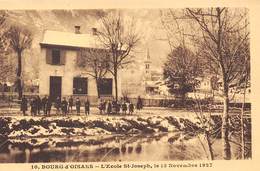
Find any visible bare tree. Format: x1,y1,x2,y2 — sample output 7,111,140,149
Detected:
0,12,14,98
185,8,249,160
0,12,8,81
97,11,141,102
0,12,6,54
161,13,217,159
77,48,110,98
6,25,33,99
161,8,249,159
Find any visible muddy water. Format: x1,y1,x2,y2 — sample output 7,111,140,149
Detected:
0,132,211,162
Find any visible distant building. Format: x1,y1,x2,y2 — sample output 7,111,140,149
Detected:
196,76,214,93
188,75,251,103
144,49,152,81
39,26,122,101
142,49,169,96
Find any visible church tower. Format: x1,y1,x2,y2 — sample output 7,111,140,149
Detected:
144,48,152,81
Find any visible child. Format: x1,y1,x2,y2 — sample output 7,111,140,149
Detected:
107,100,112,114
68,96,73,113
46,97,52,116
75,98,81,115
129,102,134,115
61,97,68,115
98,99,103,114
122,101,127,115
85,98,90,115
20,95,28,116
55,96,61,114
30,97,37,116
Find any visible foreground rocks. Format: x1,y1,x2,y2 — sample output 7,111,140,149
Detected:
0,115,203,138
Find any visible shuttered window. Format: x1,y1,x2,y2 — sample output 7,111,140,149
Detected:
52,49,60,65
46,48,52,64
60,50,66,65
46,48,66,65
76,50,84,67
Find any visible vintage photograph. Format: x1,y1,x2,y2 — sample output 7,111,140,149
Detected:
0,8,251,162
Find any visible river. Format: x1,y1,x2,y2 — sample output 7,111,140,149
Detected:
0,132,217,162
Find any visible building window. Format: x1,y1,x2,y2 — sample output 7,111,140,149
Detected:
52,49,61,65
146,64,149,69
46,48,66,65
99,78,113,95
73,77,88,94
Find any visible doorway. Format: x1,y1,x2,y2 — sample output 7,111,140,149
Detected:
49,76,62,101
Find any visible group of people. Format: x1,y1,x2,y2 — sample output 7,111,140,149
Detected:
20,95,90,116
98,96,143,115
20,95,143,116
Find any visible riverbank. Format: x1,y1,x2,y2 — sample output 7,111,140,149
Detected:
0,113,252,161
0,115,202,139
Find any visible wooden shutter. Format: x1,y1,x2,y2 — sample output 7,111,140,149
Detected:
60,50,66,65
77,50,86,67
46,48,52,64
76,50,81,66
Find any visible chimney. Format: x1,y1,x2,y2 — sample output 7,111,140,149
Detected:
92,27,97,35
74,25,81,34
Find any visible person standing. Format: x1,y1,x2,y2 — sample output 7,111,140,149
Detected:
21,95,28,116
46,97,52,116
41,95,48,115
68,96,73,113
36,96,42,115
75,98,81,115
61,97,68,115
136,96,143,111
116,100,121,114
112,99,117,114
55,96,61,114
129,101,134,115
30,97,37,116
84,98,90,115
122,101,127,115
102,100,107,114
98,99,103,114
107,100,112,115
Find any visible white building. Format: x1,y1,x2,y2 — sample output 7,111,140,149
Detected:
142,49,169,96
39,26,122,102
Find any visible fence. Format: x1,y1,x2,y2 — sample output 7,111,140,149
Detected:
128,97,251,110
0,92,251,111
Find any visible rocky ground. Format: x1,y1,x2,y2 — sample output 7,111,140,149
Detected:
0,110,252,160
0,115,203,139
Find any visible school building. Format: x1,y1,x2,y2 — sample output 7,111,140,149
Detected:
39,26,122,102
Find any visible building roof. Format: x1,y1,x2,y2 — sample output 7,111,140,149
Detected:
145,80,165,88
40,30,103,49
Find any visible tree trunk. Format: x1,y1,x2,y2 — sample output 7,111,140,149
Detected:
205,130,214,160
222,81,231,160
17,51,23,99
114,69,118,102
96,78,101,99
240,80,247,159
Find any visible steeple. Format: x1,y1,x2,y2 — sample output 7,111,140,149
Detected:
144,48,151,63
147,48,150,60
144,48,152,80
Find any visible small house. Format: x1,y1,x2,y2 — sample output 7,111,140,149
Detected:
39,26,121,102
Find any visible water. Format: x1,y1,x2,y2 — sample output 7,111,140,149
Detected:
0,132,211,163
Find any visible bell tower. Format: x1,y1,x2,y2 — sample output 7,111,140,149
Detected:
144,48,152,81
